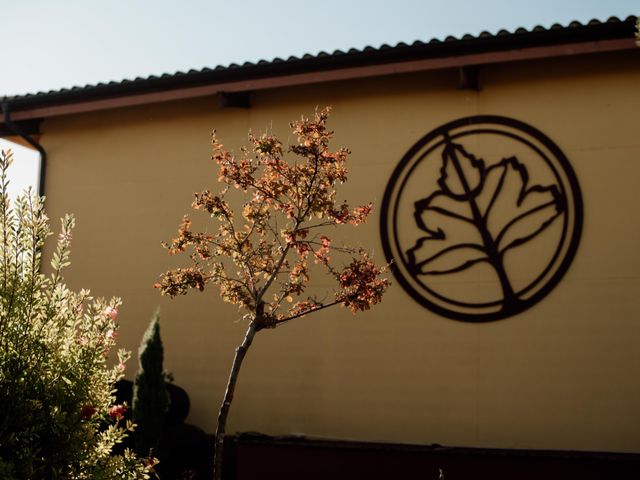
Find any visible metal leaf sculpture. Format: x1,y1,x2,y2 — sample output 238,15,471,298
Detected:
407,135,566,310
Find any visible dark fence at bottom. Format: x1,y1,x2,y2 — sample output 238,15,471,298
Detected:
221,433,640,480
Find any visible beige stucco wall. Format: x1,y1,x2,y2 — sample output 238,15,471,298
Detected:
38,50,640,452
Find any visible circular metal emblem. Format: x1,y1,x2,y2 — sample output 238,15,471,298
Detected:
380,116,582,322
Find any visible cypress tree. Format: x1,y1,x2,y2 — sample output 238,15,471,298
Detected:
132,310,170,456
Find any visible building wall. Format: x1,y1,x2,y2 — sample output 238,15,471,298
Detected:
40,50,640,452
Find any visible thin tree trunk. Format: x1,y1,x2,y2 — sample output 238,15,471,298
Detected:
213,320,258,480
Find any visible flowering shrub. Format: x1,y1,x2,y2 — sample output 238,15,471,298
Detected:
0,150,153,479
156,108,389,479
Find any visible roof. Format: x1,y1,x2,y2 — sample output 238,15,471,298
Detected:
2,15,638,124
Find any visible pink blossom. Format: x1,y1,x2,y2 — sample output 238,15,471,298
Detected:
108,404,127,420
104,306,118,320
105,328,117,341
80,404,97,419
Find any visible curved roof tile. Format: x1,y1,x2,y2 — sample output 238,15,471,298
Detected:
3,15,637,106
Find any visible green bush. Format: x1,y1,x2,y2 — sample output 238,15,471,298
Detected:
132,311,169,457
0,150,153,479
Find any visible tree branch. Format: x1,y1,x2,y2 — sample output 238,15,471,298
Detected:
275,300,342,326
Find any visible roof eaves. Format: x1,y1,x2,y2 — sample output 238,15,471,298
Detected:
3,15,637,117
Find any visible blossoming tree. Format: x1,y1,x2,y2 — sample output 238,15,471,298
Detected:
155,108,389,479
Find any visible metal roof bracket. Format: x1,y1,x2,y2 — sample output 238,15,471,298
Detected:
217,91,252,109
458,65,480,90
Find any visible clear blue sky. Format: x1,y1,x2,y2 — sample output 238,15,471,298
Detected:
0,0,637,96
0,0,637,195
